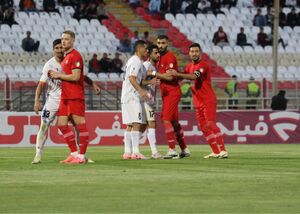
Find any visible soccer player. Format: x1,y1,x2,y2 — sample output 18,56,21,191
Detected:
169,43,228,158
48,30,90,164
32,39,100,164
140,44,172,159
156,35,190,158
121,40,149,160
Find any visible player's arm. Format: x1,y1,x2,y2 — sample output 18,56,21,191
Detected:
146,69,173,81
141,77,156,86
34,81,46,114
48,68,81,82
84,75,101,95
169,69,201,81
129,75,149,101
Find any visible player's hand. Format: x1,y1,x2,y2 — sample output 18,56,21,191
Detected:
48,70,60,79
149,77,157,86
93,83,101,95
139,89,149,101
34,101,42,115
166,69,178,76
156,78,160,86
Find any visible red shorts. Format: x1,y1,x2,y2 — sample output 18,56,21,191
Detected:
161,94,180,121
195,101,217,126
57,99,85,117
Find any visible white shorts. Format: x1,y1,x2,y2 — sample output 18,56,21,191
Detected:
122,102,146,125
144,102,155,122
41,98,60,126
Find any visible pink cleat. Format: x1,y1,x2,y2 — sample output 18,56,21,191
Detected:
60,155,76,164
67,157,86,164
131,153,148,160
122,153,132,160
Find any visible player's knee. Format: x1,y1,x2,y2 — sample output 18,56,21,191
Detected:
76,123,88,132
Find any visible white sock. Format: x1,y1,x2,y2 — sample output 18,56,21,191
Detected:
77,154,85,160
71,151,78,157
131,131,140,154
35,122,49,157
124,131,132,154
147,128,158,154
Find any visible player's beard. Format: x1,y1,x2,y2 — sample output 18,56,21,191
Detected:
192,56,200,63
158,47,167,55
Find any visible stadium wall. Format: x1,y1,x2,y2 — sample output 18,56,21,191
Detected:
0,111,299,147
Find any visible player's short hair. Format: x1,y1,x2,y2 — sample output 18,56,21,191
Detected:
134,40,147,52
157,35,169,40
189,43,202,51
147,44,158,54
52,39,61,48
62,30,75,39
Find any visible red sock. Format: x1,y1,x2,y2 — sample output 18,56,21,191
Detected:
175,126,187,150
215,132,226,151
163,121,176,149
204,132,220,154
58,125,77,153
76,123,89,155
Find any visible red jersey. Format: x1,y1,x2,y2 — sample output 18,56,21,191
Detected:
157,51,181,95
61,49,85,100
184,59,216,106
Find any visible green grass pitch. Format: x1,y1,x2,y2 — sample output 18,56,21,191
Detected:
0,144,299,213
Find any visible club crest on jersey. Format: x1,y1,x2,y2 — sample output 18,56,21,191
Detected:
169,63,174,68
199,68,204,73
75,61,81,67
65,60,68,64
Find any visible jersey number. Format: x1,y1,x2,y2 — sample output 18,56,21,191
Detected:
42,110,50,118
149,110,155,118
138,113,141,120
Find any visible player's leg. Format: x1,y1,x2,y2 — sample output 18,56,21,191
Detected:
172,120,190,158
123,125,132,159
204,103,227,157
161,96,178,157
144,103,162,159
32,102,58,164
131,102,147,159
57,100,79,163
195,107,220,157
71,113,89,164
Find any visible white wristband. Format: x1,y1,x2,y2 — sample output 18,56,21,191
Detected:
152,70,157,76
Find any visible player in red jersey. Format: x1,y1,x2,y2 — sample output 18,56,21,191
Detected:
48,30,89,164
156,35,190,158
169,43,228,158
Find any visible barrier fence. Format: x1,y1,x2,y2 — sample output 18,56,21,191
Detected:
1,111,299,147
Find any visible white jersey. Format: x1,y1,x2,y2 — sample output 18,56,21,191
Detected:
142,60,156,106
40,57,62,102
121,55,146,104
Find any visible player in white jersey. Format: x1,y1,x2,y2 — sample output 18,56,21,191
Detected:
121,40,149,160
141,44,174,159
32,39,100,164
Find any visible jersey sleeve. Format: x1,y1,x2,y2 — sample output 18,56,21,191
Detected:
71,52,83,71
128,59,141,77
165,54,178,71
40,61,50,82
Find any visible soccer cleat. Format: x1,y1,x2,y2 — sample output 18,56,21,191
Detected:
31,156,41,164
59,155,77,164
122,153,132,160
68,157,86,164
218,150,228,159
131,153,148,160
86,158,95,163
151,152,163,159
203,152,220,159
179,148,191,158
163,149,179,159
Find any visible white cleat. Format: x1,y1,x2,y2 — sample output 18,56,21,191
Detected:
32,156,41,164
218,150,228,159
179,148,191,158
151,152,163,159
203,153,220,159
163,149,179,159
